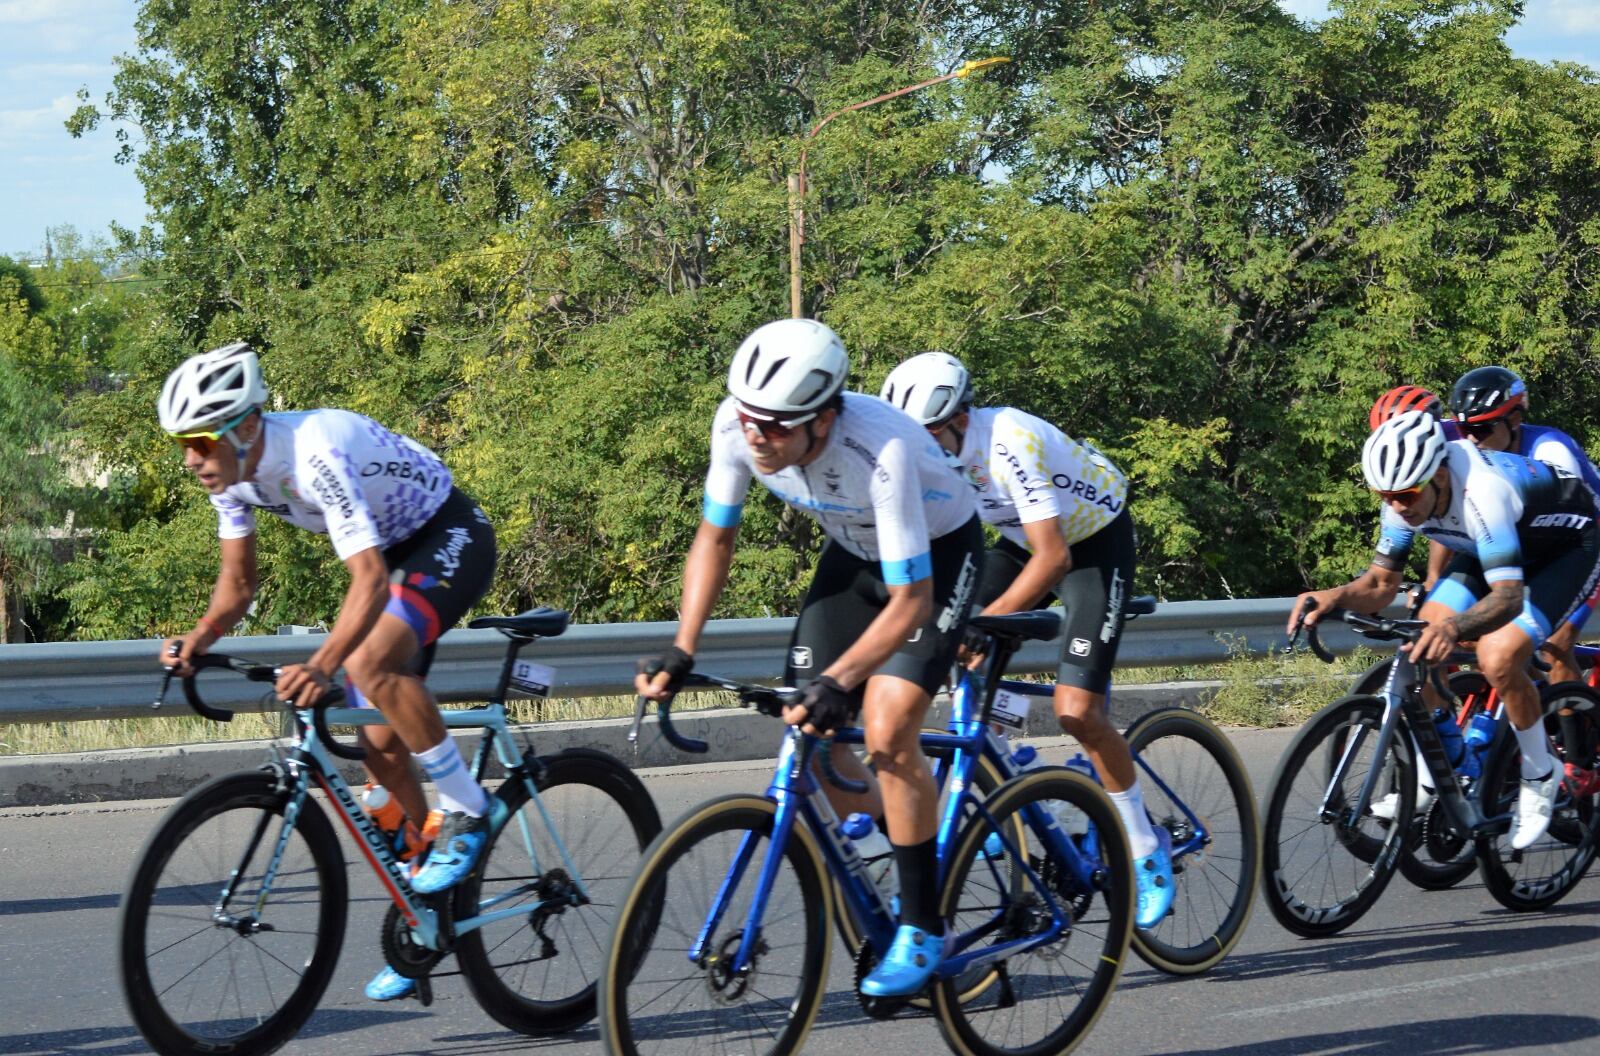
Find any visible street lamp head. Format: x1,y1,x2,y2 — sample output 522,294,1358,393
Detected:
954,56,1011,79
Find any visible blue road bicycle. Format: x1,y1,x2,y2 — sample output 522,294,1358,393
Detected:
599,610,1135,1056
118,608,661,1056
835,596,1260,976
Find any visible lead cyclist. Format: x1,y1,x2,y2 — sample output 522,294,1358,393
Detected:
155,342,499,1001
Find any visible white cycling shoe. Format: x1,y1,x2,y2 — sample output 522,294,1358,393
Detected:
1368,779,1436,822
1510,767,1561,851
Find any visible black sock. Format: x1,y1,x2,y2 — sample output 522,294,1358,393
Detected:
892,837,941,935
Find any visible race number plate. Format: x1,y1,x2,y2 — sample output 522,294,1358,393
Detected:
991,687,1033,732
510,660,555,698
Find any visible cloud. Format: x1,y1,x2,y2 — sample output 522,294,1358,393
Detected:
0,0,135,56
0,93,78,145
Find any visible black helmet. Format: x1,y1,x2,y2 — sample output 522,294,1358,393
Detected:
1449,366,1527,424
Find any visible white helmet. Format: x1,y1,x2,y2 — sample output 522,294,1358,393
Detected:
728,319,848,417
1362,409,1446,491
158,341,268,434
880,352,972,426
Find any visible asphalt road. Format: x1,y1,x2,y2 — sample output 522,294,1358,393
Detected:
4,726,1600,1056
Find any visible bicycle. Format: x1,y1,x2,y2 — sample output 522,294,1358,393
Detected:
834,595,1259,976
1260,607,1600,938
118,607,662,1056
599,610,1135,1056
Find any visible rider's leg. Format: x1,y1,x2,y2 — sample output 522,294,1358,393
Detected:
1476,620,1560,849
1539,620,1584,685
863,674,940,927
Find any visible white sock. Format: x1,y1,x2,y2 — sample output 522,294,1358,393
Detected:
1108,781,1161,859
1513,723,1554,780
414,738,489,817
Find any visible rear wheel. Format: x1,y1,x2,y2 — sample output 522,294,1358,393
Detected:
455,748,661,1035
1262,695,1411,938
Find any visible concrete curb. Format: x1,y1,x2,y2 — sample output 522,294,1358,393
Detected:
0,681,1218,807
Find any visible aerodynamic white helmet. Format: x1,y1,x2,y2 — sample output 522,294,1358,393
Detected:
158,342,268,434
880,352,973,426
1362,409,1447,492
728,319,849,417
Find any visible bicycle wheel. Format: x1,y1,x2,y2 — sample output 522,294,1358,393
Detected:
600,794,831,1056
1398,671,1489,891
1125,707,1260,974
1475,684,1600,911
119,770,347,1056
1262,695,1412,938
455,747,662,1035
933,768,1134,1056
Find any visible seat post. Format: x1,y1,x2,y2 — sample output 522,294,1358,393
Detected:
491,638,524,706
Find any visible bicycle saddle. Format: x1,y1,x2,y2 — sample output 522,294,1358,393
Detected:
1127,595,1157,616
970,610,1061,642
469,606,571,640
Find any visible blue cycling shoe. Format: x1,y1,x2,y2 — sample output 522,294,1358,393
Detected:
410,795,508,895
980,831,1006,860
860,925,944,997
1133,830,1175,929
365,965,416,1001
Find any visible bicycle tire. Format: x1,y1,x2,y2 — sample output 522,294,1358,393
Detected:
1262,695,1412,938
599,794,831,1056
1397,671,1489,891
1475,682,1600,911
933,768,1133,1056
1125,707,1260,974
119,770,347,1056
455,747,662,1035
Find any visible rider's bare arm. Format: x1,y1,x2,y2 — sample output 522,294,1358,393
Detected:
980,517,1069,616
1447,579,1524,641
822,578,933,690
305,545,391,676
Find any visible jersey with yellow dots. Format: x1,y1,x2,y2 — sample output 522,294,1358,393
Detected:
954,406,1128,548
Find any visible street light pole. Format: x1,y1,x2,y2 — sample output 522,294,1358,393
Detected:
788,56,1010,318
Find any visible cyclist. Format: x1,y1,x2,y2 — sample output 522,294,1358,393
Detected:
1288,410,1600,850
155,341,499,1001
880,351,1175,929
1450,365,1600,794
635,319,981,998
1369,385,1460,591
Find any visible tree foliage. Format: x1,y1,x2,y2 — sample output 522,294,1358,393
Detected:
22,0,1600,640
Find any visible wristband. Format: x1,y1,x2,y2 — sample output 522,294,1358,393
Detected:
196,615,225,641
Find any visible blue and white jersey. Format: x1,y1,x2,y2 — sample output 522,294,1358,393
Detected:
702,393,975,584
1375,441,1598,582
210,409,452,560
1517,423,1600,497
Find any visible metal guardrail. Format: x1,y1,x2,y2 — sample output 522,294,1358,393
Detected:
0,596,1394,723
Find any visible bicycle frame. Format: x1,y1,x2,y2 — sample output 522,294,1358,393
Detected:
697,651,1107,980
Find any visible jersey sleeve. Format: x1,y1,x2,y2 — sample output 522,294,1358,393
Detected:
990,410,1061,525
1373,507,1416,568
210,492,257,540
701,400,752,528
1528,434,1584,481
1462,480,1524,583
871,433,933,584
297,420,383,560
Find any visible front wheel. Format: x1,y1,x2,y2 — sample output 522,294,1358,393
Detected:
455,748,662,1035
933,768,1133,1056
118,770,347,1056
1125,707,1260,974
600,795,832,1056
1261,695,1411,938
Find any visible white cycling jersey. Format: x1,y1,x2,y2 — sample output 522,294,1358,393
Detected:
702,393,975,583
210,409,452,560
953,406,1128,548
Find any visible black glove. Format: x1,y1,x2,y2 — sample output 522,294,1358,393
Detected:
960,624,990,657
639,646,694,691
795,676,860,735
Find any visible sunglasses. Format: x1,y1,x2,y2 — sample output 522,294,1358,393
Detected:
737,406,818,440
1459,420,1503,439
1376,480,1430,501
170,408,253,456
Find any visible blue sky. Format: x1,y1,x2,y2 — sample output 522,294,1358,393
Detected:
3,0,1599,262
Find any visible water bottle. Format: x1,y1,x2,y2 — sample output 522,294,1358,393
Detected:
1063,752,1099,783
1010,743,1046,773
362,783,405,834
1431,708,1466,768
841,813,898,899
1460,712,1496,781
